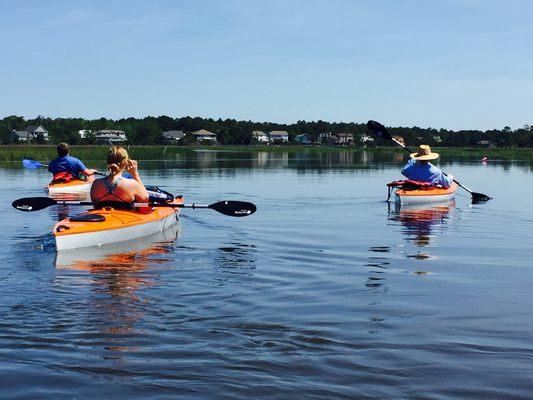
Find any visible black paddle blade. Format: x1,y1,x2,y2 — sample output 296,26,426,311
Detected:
12,197,56,212
471,192,492,204
367,120,392,140
209,201,257,217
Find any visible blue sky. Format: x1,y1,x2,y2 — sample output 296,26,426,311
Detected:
1,0,532,130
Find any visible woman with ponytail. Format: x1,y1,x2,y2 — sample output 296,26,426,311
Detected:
90,146,149,207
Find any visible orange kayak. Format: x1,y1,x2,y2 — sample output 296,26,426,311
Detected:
53,197,183,250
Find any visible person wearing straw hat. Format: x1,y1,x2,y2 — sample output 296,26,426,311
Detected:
401,145,454,188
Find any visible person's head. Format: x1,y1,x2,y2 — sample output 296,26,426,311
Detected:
410,144,439,163
57,143,70,157
107,146,129,176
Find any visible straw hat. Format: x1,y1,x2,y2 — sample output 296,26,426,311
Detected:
410,145,439,161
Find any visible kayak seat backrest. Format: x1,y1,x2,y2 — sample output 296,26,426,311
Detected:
51,172,75,184
387,180,435,191
146,185,175,203
70,214,106,222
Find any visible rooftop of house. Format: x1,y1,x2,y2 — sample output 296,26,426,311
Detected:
13,130,31,137
25,125,48,133
162,130,185,139
193,129,216,136
95,129,126,136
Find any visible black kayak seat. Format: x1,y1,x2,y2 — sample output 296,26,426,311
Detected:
70,214,106,222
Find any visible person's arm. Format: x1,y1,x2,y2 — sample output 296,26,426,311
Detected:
442,173,454,188
74,159,95,177
126,159,149,202
435,169,453,188
401,159,415,178
81,168,97,177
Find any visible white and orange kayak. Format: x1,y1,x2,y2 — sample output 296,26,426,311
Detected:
47,178,93,195
388,181,459,205
53,197,183,250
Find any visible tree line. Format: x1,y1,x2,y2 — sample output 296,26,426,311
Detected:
1,115,532,147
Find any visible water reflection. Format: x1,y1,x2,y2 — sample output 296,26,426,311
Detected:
252,152,289,168
389,201,455,258
55,227,179,353
215,242,257,275
365,248,391,292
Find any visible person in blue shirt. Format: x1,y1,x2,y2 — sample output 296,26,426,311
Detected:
401,145,454,188
48,142,97,182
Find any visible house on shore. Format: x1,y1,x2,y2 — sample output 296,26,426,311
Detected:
78,129,92,139
325,133,354,146
192,129,217,143
336,133,354,145
295,134,311,144
317,132,332,144
269,130,289,143
252,130,270,143
162,130,185,143
94,130,127,144
360,134,375,143
12,125,50,142
477,140,496,148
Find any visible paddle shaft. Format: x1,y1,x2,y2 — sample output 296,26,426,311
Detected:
12,196,256,216
52,200,210,209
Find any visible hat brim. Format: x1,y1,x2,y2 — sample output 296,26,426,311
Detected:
410,152,439,161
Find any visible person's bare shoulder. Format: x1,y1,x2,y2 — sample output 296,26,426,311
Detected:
120,177,136,188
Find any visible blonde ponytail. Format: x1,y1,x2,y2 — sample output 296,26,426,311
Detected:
107,146,129,177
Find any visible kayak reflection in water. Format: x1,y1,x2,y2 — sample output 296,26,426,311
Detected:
55,227,179,353
389,201,455,249
90,146,149,207
401,145,454,188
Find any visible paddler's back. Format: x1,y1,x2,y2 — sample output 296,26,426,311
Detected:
90,176,148,204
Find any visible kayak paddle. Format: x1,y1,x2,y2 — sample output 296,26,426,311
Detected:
12,197,257,217
22,159,106,176
366,120,491,203
22,159,49,169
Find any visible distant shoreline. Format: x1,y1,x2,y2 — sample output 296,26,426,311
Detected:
0,144,531,162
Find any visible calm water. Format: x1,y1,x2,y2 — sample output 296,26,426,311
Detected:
1,151,532,399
